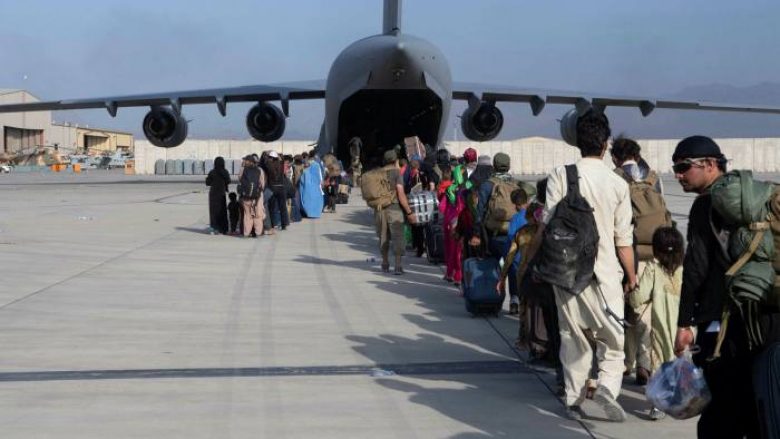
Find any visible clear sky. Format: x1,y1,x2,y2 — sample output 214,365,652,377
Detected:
2,0,780,140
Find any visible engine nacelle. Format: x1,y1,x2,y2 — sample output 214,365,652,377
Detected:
559,108,580,147
460,103,503,142
246,102,286,142
142,107,188,148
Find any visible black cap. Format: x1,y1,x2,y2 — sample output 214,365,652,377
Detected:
672,136,725,162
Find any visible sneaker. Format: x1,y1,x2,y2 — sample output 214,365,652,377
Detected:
509,303,519,315
565,405,585,421
593,385,626,422
649,407,666,421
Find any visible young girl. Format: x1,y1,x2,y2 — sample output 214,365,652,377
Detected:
441,165,470,286
628,226,684,420
497,201,542,348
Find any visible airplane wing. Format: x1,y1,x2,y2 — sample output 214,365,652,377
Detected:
452,82,780,117
0,81,326,117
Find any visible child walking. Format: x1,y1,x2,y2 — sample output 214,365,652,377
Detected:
497,198,541,348
227,192,241,235
628,226,684,420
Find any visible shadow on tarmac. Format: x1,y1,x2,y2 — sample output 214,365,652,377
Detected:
309,203,659,437
305,207,591,437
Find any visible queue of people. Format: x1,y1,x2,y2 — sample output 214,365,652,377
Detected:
363,112,779,437
205,150,352,237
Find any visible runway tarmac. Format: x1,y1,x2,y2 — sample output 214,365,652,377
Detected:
0,169,727,438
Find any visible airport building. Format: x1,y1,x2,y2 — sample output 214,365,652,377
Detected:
0,89,49,155
49,123,134,154
133,136,780,175
0,89,134,155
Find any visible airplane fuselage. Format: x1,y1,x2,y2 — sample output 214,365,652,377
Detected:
322,31,452,168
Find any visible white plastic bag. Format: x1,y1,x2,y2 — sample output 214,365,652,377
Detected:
645,348,711,419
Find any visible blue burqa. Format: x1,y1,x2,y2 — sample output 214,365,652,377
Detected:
300,161,324,218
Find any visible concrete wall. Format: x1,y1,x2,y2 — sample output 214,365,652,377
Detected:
134,136,780,175
134,139,315,174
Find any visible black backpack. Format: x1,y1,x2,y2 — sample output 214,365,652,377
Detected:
239,166,262,199
534,165,599,295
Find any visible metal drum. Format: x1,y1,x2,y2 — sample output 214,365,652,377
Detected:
408,191,439,225
231,159,243,175
165,159,176,175
154,159,166,175
193,160,205,175
182,159,194,175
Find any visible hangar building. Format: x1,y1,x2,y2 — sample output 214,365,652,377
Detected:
0,89,133,155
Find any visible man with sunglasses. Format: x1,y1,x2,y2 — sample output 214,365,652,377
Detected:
670,136,762,438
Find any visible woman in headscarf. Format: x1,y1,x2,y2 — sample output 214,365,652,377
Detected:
300,156,324,218
205,156,231,234
441,164,472,286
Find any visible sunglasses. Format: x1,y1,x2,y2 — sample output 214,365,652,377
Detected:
672,158,708,174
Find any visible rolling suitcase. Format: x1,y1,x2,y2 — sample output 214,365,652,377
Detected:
753,341,780,439
463,257,504,316
425,222,444,264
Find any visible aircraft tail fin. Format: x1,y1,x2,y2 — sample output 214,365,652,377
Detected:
383,0,401,34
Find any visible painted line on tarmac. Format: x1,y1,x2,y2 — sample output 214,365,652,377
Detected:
0,360,528,383
484,318,598,439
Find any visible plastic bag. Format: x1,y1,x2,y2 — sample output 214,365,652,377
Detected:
645,348,711,419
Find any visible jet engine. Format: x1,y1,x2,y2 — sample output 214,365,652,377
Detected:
559,108,579,147
142,107,188,148
246,102,286,142
461,103,503,142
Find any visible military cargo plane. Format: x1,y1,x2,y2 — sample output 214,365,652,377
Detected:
2,0,780,169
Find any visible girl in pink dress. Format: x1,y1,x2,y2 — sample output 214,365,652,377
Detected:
441,165,472,286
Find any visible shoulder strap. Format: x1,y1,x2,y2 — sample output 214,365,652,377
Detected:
645,170,658,187
564,164,580,198
613,167,631,184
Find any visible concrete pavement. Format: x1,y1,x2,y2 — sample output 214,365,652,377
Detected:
0,170,712,438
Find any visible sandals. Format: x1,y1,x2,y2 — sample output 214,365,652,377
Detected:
394,266,404,275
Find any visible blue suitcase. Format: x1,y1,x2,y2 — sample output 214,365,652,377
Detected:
463,257,505,315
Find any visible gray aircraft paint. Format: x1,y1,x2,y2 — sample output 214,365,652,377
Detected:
322,29,452,156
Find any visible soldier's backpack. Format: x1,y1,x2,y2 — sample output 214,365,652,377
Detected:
238,166,262,199
615,168,672,261
484,176,519,235
709,170,780,358
534,165,600,295
361,166,395,209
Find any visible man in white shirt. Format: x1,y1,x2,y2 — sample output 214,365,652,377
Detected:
525,110,636,421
